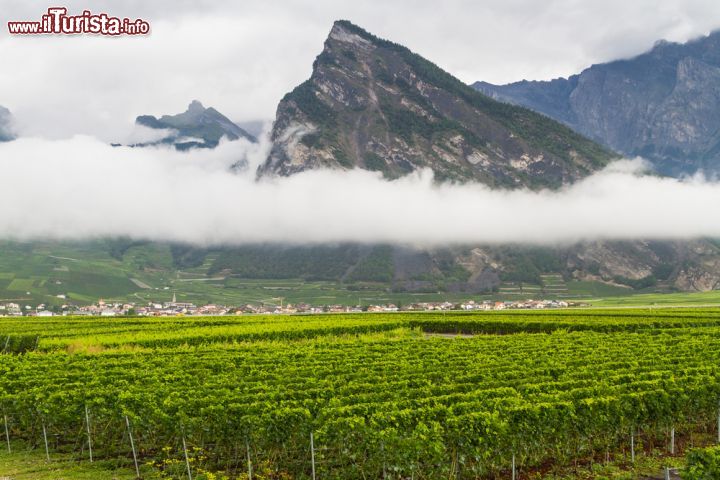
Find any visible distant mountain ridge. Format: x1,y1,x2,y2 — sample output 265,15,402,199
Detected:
474,31,720,175
136,100,256,150
258,20,613,189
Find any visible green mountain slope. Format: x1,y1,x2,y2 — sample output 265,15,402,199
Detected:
3,239,720,310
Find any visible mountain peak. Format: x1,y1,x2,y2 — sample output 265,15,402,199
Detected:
330,19,359,34
187,100,205,113
330,20,373,40
257,21,612,188
135,101,256,150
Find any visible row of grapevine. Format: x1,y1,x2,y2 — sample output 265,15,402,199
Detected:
3,308,720,351
1,316,720,478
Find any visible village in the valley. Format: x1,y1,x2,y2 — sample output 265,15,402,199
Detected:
0,294,574,317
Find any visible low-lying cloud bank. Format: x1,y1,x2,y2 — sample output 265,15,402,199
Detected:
0,135,718,246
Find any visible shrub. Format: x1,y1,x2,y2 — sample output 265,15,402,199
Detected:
683,446,720,480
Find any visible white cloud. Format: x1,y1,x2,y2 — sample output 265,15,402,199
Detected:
0,1,718,247
119,125,177,145
0,136,718,246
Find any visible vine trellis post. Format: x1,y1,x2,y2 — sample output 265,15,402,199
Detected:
3,415,9,453
41,420,50,462
670,426,675,455
85,405,93,462
245,438,252,480
181,429,193,480
310,431,316,480
125,416,140,479
381,441,387,480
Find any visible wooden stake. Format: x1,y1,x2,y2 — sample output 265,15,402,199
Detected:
512,453,516,480
42,421,50,462
181,431,193,480
381,441,387,480
670,427,675,455
246,438,252,480
85,406,93,462
125,416,140,479
631,430,635,463
3,415,10,453
310,432,316,480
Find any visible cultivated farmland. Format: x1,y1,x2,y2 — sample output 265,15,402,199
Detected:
1,309,719,479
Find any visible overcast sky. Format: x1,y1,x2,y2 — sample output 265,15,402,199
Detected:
1,0,720,139
1,1,720,245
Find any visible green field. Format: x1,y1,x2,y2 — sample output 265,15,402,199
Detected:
577,290,720,307
1,309,720,479
0,446,142,479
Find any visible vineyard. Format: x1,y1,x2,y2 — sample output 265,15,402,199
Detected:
1,309,720,479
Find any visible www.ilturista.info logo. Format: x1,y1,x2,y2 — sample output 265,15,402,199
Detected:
8,7,150,35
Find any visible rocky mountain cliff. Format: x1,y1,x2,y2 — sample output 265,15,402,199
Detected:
0,106,16,142
258,20,613,188
136,100,256,150
462,240,720,293
253,21,720,293
474,31,720,176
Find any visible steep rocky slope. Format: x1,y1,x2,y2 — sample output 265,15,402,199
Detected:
475,31,720,175
259,20,613,188
254,21,720,293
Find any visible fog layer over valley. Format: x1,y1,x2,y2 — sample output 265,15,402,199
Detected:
0,135,718,246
